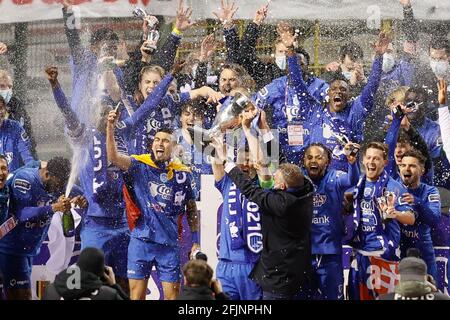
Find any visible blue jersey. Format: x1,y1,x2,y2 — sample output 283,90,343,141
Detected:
0,119,34,171
215,175,262,264
254,67,328,163
379,58,414,98
51,83,127,220
398,183,440,260
385,116,434,185
309,162,359,255
417,118,442,159
78,132,127,219
175,130,212,200
119,91,190,155
352,176,412,260
0,167,55,256
126,155,196,246
298,56,382,171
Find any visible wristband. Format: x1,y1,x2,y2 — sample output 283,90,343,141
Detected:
191,231,199,243
172,27,183,36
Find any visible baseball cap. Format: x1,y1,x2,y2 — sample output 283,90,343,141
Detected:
398,257,427,282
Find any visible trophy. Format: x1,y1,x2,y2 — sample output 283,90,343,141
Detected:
332,131,359,157
188,92,253,149
133,7,160,54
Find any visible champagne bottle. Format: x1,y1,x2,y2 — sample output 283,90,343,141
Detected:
62,211,75,237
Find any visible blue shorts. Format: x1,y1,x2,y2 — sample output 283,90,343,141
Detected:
127,237,181,283
216,260,262,300
81,216,130,278
296,254,344,300
0,253,32,289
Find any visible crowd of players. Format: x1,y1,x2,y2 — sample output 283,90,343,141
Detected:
0,0,449,300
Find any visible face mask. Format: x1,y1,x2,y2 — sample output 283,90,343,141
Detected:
382,53,396,73
430,59,449,79
191,64,198,78
0,89,12,104
342,71,352,80
275,55,287,70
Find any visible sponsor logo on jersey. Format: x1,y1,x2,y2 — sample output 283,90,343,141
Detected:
13,178,31,192
428,193,440,202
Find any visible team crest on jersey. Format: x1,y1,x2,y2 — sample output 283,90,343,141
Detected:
428,194,440,202
4,152,13,164
160,173,168,183
116,121,126,130
313,194,327,207
229,221,239,238
247,232,263,254
21,131,29,142
258,87,268,97
13,179,31,192
364,187,374,198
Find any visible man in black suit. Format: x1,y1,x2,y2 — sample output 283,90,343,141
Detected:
212,136,314,299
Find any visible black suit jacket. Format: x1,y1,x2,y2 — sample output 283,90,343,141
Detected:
227,166,314,295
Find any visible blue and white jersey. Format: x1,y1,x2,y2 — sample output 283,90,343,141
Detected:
126,155,197,246
253,67,328,163
417,117,442,160
309,162,359,255
0,119,34,171
0,167,54,256
215,175,262,264
353,177,412,260
399,183,440,258
175,130,212,200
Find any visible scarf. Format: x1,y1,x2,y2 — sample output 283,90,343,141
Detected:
131,154,191,180
351,170,390,247
228,179,263,263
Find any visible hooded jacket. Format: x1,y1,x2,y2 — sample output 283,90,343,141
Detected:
43,268,126,300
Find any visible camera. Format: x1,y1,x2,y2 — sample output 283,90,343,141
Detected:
392,104,404,118
191,249,208,262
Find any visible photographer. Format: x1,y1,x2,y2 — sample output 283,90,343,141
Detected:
43,247,129,300
177,259,230,300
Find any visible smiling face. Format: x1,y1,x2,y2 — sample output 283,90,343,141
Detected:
328,80,349,113
151,131,174,162
139,70,162,100
363,147,388,181
395,142,412,165
180,106,203,130
399,156,424,189
219,68,239,95
0,157,8,189
404,91,426,121
304,145,329,180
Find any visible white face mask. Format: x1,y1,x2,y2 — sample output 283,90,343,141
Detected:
275,55,287,70
342,71,352,80
191,63,198,78
0,89,12,104
382,53,396,73
430,59,449,79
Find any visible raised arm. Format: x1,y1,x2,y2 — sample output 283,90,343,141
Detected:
62,1,84,66
438,80,450,162
212,0,239,64
106,110,131,171
352,33,389,124
337,143,361,190
384,113,403,177
154,0,193,71
45,66,83,135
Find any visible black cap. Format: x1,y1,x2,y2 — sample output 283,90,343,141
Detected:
398,257,427,282
76,247,105,278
